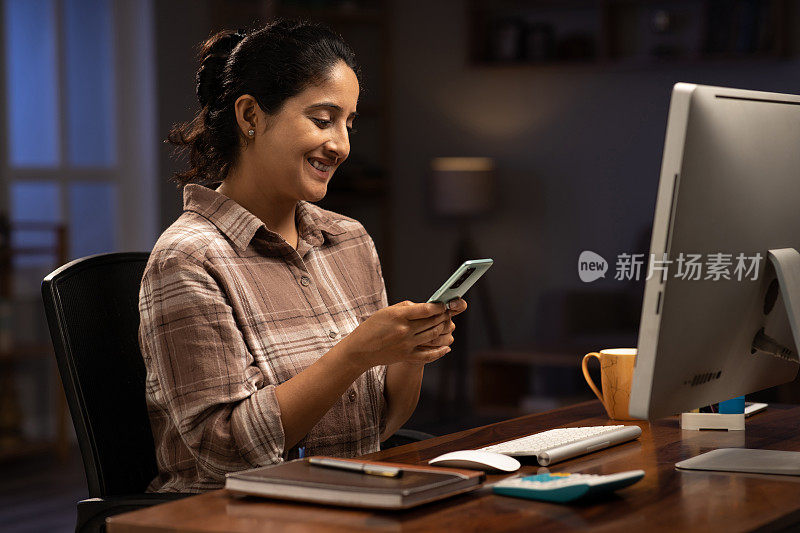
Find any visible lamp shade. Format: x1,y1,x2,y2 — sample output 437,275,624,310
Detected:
430,157,495,217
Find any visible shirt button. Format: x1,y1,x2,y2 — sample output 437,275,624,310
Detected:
329,330,337,339
348,390,357,402
300,276,310,287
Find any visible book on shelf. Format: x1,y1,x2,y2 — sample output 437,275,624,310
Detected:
225,456,485,510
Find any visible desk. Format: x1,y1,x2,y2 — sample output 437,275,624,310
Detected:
107,401,800,532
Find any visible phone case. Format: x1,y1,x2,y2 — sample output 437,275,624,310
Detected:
427,259,494,304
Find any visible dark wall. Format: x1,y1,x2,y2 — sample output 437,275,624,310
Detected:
388,0,800,378
154,0,212,231
153,1,800,399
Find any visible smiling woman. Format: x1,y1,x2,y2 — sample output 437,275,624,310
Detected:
139,20,466,494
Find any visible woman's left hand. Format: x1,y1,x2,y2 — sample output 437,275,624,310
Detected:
417,298,467,349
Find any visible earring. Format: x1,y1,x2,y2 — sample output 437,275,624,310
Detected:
247,129,255,137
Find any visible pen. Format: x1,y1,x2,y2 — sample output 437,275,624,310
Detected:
308,457,402,478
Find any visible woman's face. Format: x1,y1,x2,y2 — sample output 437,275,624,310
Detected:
249,60,359,203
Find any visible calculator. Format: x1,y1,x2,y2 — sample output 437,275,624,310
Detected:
492,470,645,503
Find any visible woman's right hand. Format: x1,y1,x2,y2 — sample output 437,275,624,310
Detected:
341,301,452,371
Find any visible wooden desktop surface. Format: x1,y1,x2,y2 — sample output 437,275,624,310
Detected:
107,401,800,532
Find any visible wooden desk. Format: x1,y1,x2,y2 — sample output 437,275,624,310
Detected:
107,401,800,532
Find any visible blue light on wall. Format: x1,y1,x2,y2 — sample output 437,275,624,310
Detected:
4,0,60,167
69,182,116,258
65,0,116,167
11,181,61,223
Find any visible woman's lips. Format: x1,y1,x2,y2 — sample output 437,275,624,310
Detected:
307,158,332,180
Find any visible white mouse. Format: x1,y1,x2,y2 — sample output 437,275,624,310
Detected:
428,450,521,473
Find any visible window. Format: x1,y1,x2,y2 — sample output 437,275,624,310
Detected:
2,0,156,293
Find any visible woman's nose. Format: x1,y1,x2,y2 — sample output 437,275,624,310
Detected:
325,125,350,162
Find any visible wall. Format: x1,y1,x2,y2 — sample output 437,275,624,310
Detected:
151,1,800,403
388,0,800,368
154,0,213,230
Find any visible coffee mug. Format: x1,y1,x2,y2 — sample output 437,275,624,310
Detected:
581,348,637,420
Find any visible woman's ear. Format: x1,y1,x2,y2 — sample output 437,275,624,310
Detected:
234,94,259,139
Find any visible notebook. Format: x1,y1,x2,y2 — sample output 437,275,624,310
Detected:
225,457,485,509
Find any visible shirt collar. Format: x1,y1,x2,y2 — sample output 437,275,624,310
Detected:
183,184,346,252
294,198,347,247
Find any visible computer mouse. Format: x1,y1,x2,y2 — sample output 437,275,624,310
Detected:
428,450,521,473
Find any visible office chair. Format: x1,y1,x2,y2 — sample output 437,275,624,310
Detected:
42,252,188,533
42,252,434,531
382,428,435,449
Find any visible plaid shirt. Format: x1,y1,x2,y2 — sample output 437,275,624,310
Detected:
139,185,388,493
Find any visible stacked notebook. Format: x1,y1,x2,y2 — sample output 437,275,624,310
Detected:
225,457,485,510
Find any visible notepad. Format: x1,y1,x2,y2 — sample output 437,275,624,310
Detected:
225,457,485,509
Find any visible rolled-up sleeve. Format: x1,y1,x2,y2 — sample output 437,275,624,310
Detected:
139,253,285,482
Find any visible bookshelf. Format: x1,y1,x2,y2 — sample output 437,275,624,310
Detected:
469,0,797,68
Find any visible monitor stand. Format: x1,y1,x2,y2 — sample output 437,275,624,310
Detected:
676,248,800,476
767,248,800,361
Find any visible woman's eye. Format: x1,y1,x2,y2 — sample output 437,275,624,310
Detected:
311,117,332,128
311,116,356,134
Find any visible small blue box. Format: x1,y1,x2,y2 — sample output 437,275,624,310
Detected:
718,396,745,414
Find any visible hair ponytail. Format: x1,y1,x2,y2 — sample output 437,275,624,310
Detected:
196,30,245,109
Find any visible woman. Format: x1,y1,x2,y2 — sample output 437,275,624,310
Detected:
139,20,466,493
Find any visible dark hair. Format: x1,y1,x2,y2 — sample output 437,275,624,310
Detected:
167,20,359,186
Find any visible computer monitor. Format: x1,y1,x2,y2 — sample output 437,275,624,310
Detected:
629,83,800,422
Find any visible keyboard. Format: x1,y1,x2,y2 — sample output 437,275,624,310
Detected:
478,425,642,466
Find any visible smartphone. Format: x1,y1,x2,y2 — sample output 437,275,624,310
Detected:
427,259,494,306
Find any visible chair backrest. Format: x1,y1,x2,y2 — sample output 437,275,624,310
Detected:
42,252,155,497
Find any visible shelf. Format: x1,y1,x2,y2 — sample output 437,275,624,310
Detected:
471,55,794,74
472,343,632,417
468,0,795,68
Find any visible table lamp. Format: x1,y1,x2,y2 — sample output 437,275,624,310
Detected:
429,157,502,418
429,157,495,218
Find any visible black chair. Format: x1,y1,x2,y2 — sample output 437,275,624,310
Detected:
42,252,434,532
382,428,435,449
42,253,188,533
